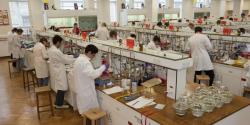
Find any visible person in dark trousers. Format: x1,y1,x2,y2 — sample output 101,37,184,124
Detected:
48,35,75,108
186,27,215,86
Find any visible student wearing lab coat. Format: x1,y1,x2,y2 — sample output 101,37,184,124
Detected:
8,28,17,67
12,28,25,69
48,35,75,108
211,20,223,33
72,23,80,35
95,23,109,40
109,30,118,40
238,28,250,37
73,44,108,114
33,37,49,86
147,35,161,50
181,23,194,32
154,22,164,30
186,27,215,86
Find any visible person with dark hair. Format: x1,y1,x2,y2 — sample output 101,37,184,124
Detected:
181,23,194,32
8,28,18,67
147,35,161,50
211,20,223,33
33,37,49,86
241,13,247,22
72,23,80,35
154,22,163,30
12,28,25,69
186,26,214,86
48,35,75,109
96,22,109,40
73,44,109,114
130,32,136,39
109,30,118,40
238,28,250,36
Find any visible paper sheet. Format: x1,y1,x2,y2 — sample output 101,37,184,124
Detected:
126,97,154,109
155,104,165,110
103,86,124,95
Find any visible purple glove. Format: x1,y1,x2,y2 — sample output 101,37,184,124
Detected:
104,64,109,72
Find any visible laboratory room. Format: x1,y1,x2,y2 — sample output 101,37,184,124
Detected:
1,0,250,125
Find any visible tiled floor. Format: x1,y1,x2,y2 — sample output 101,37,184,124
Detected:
0,58,82,125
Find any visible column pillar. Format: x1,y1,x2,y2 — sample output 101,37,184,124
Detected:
85,0,95,10
97,0,110,24
233,0,244,17
29,0,44,30
145,0,158,22
210,0,226,18
129,0,134,9
181,0,194,20
168,0,174,9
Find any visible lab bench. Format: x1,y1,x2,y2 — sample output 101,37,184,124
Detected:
0,35,9,57
186,62,245,96
96,85,250,125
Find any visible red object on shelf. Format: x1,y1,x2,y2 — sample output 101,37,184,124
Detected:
197,19,203,25
221,20,227,25
223,28,232,35
81,31,87,41
168,25,174,31
234,18,239,22
126,38,135,49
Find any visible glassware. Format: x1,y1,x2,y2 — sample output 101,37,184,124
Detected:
213,94,224,108
202,98,215,113
173,102,189,116
191,103,204,117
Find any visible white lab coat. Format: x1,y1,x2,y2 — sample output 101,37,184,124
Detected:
48,45,75,91
211,25,223,33
147,41,160,50
33,42,49,78
95,27,109,40
154,26,164,30
7,32,16,54
181,27,194,32
186,33,213,71
73,54,105,114
12,35,25,59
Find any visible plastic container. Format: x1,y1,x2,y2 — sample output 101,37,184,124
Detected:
126,39,135,49
81,31,87,41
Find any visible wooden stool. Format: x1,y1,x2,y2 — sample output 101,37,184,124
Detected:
82,108,108,125
22,68,35,91
196,75,210,84
7,59,18,78
243,87,250,97
35,86,54,120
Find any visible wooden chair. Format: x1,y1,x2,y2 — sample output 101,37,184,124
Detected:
22,68,35,91
7,59,18,78
82,108,108,125
243,87,250,97
196,75,210,84
35,86,54,120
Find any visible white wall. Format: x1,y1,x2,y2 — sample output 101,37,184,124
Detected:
0,0,12,35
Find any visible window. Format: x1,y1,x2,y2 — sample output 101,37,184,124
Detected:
174,0,182,8
9,0,30,28
134,0,144,9
110,0,117,22
60,0,83,10
195,0,211,8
